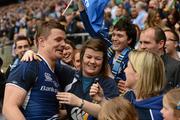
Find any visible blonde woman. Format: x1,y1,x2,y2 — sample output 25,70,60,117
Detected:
90,50,166,120
161,88,180,120
98,96,138,120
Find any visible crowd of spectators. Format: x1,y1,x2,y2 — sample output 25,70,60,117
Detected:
0,0,179,47
0,0,180,119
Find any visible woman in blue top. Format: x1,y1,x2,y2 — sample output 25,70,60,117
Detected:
56,39,119,120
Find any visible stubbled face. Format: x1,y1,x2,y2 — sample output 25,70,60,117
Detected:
161,96,176,120
74,52,81,70
62,43,74,64
43,28,66,60
15,40,30,58
165,31,177,54
139,29,163,53
125,62,137,89
111,30,130,52
82,48,103,77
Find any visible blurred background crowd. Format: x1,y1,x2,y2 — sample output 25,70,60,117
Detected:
0,0,180,119
0,0,179,78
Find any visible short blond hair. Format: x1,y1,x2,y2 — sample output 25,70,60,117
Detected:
129,50,165,99
98,97,138,120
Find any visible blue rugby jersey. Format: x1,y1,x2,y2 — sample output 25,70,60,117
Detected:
7,59,62,120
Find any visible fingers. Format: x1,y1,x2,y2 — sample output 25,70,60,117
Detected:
97,83,103,93
34,55,42,61
118,80,127,93
56,92,80,106
119,87,127,93
21,50,41,62
21,56,27,61
56,92,71,104
21,50,36,62
90,83,99,96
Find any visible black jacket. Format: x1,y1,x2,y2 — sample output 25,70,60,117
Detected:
161,54,180,91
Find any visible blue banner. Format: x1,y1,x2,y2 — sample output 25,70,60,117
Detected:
82,0,110,32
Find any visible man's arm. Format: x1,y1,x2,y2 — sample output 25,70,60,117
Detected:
3,84,27,120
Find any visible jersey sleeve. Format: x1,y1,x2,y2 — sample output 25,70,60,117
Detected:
6,61,38,91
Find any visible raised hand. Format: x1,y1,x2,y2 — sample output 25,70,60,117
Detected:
118,80,127,94
89,83,104,103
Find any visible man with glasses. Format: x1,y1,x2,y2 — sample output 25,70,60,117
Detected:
164,29,180,61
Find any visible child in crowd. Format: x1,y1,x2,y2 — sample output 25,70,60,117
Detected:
98,96,138,120
161,88,180,120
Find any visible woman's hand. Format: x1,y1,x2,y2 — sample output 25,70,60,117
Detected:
56,92,82,107
89,83,104,103
21,50,41,61
118,80,127,94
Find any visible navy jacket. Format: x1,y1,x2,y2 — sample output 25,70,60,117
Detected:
58,65,119,120
124,90,163,120
161,54,180,91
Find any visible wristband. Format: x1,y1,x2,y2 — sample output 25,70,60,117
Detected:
79,99,84,109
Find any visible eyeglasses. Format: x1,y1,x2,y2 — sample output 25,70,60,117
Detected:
167,38,178,42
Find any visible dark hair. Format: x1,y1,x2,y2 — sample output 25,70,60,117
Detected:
80,39,108,77
164,29,180,50
65,39,76,50
113,16,137,48
164,29,179,42
35,19,65,44
15,35,30,48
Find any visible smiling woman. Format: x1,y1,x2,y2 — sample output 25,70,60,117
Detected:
62,39,75,67
56,38,119,120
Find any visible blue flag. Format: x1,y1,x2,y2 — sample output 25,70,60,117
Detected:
82,0,110,33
